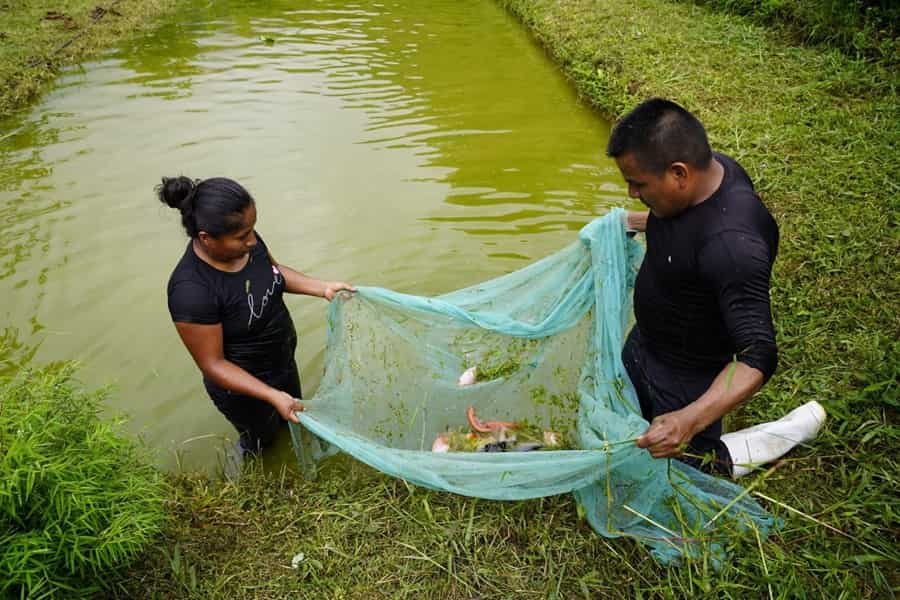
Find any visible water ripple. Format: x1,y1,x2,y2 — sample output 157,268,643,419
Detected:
0,0,632,471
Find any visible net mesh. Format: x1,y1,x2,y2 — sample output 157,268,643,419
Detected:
291,209,776,562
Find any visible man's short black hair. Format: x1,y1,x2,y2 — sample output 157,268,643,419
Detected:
606,98,712,175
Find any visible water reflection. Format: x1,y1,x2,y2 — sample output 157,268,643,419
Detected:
0,0,631,472
0,327,40,377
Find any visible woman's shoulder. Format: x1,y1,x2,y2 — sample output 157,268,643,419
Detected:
166,245,221,321
253,231,269,253
167,242,212,293
249,232,276,266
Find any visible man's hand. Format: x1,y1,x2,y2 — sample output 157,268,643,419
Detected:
323,281,356,301
636,409,697,458
271,391,304,423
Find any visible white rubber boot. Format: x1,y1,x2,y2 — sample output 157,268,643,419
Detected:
722,400,827,479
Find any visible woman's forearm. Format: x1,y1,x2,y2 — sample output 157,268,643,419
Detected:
626,210,649,232
278,264,327,297
200,358,283,405
276,263,355,300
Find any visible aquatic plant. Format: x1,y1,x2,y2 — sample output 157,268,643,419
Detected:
0,364,167,598
460,337,541,382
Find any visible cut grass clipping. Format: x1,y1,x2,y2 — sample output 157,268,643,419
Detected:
0,364,167,598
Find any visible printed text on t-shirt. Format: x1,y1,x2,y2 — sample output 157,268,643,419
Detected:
247,265,282,329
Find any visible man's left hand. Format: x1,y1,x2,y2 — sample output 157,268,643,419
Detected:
636,410,697,458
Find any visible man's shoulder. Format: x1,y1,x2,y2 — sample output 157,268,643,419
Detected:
715,151,752,181
713,153,755,200
710,152,776,229
695,229,775,286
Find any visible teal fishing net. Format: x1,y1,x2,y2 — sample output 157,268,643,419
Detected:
291,209,775,562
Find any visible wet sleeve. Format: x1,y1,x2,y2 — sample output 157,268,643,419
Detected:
167,280,220,325
697,230,778,381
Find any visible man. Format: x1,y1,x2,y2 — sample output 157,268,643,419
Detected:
608,98,825,478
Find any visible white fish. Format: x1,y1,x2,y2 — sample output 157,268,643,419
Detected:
431,433,450,453
457,366,477,387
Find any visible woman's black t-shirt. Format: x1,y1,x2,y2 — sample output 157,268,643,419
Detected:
167,234,297,382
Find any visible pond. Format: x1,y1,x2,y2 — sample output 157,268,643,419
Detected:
0,0,629,472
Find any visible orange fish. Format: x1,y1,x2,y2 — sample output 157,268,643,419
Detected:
466,405,517,433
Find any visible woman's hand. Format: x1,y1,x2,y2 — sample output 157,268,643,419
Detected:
270,391,304,423
623,210,649,233
273,262,356,300
323,281,356,301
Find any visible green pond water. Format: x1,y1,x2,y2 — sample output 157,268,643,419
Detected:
0,0,632,472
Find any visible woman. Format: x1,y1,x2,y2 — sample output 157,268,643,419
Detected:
158,176,354,455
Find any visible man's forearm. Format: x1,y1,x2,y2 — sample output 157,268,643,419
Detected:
682,361,764,436
638,361,764,458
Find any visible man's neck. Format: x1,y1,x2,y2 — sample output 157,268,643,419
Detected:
688,156,725,207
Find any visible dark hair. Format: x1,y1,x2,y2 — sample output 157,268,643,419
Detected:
156,176,254,238
606,98,712,175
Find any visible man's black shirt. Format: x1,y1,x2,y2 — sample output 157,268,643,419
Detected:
633,152,779,381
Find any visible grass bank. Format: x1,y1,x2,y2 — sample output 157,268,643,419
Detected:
680,0,898,64
0,0,177,120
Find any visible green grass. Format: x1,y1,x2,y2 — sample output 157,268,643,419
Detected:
680,0,899,64
0,0,177,120
108,452,897,599
0,364,168,598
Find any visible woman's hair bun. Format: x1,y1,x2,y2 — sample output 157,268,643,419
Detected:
157,175,251,238
156,176,197,210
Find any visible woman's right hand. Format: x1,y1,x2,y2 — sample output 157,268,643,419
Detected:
623,210,649,233
323,281,356,301
270,391,304,423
